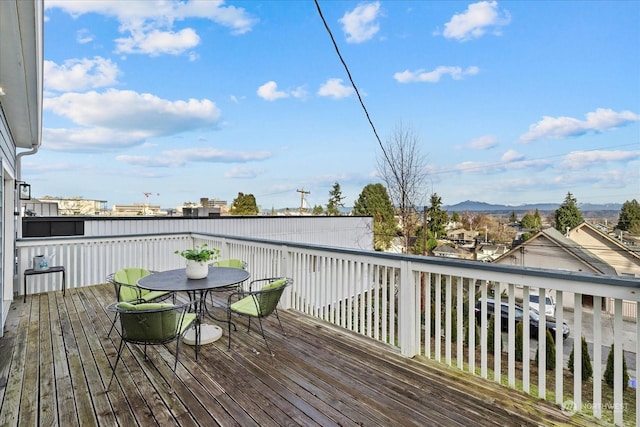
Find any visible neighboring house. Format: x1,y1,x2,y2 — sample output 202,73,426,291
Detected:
39,196,107,215
493,226,627,313
0,0,43,331
569,222,640,278
433,245,459,259
446,228,478,244
494,227,617,276
475,243,508,262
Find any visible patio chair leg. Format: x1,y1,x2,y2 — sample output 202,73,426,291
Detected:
107,313,118,337
106,339,126,391
227,310,233,349
274,308,286,336
256,318,274,357
168,338,182,394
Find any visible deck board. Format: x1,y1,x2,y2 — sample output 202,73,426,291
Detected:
0,284,601,427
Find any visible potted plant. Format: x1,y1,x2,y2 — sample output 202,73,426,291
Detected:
175,243,220,279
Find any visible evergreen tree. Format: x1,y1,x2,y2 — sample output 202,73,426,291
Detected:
326,182,345,216
465,315,480,348
554,192,584,233
487,314,496,354
413,225,438,255
603,344,629,390
534,329,556,370
312,204,324,215
353,183,398,251
426,193,449,238
229,192,259,215
520,213,540,230
515,321,524,362
451,211,461,224
568,336,593,381
616,199,640,234
509,211,518,223
450,308,458,342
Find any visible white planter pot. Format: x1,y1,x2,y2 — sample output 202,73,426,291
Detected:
185,260,209,279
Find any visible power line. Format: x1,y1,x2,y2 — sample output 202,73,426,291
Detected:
314,0,398,183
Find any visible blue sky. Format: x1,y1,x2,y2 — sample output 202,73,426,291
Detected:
30,0,639,211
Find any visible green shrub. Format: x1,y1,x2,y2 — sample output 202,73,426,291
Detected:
515,321,524,362
568,336,593,381
534,329,556,370
465,315,480,347
450,308,457,342
487,314,496,354
603,344,629,390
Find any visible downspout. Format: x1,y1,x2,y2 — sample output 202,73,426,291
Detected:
16,144,39,238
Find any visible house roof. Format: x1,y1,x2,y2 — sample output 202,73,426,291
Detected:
0,0,43,148
571,222,640,261
494,226,617,276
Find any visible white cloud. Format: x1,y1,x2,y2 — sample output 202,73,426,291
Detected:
560,150,640,170
340,1,382,43
116,155,183,167
317,78,354,99
46,0,257,56
224,166,263,179
394,66,479,83
43,89,221,151
441,1,510,41
163,147,271,163
117,148,271,168
257,81,306,101
44,57,121,92
43,127,148,152
520,108,640,142
76,29,94,44
257,81,289,101
468,135,497,149
115,28,200,56
501,149,524,162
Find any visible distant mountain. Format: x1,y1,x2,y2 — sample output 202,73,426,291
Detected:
443,200,622,213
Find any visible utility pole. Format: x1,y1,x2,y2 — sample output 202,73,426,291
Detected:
296,188,310,213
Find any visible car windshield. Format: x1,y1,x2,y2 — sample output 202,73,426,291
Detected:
530,295,539,303
529,310,540,321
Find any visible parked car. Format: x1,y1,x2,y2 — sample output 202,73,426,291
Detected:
475,298,569,340
528,293,555,317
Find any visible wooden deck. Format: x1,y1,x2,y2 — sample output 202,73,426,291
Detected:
0,284,599,426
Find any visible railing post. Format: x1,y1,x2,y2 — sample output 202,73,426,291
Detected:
280,244,291,310
398,260,417,357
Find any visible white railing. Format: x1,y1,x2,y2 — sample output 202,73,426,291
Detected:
15,232,640,426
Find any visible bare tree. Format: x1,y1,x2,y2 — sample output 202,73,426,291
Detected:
376,122,428,253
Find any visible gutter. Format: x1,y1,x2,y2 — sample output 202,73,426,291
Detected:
15,145,39,239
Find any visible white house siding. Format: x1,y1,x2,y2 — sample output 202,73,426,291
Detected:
569,225,640,277
495,234,601,274
82,216,374,250
0,0,43,332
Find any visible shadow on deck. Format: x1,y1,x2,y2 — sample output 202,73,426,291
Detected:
0,284,600,426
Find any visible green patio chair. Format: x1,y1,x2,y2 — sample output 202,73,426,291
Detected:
106,300,197,391
226,277,291,356
208,259,248,310
213,259,248,270
106,268,173,337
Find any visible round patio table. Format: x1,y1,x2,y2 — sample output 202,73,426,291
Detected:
138,266,250,358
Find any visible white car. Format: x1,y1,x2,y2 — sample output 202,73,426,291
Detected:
529,294,555,317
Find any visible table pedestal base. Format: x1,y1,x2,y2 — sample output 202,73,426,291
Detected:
183,324,222,346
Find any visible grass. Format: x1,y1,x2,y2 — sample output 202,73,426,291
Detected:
425,337,636,426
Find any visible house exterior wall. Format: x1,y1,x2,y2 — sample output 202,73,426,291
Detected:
0,0,43,332
570,226,640,277
77,216,374,250
1,99,17,328
494,235,601,274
